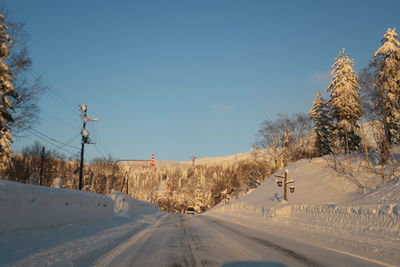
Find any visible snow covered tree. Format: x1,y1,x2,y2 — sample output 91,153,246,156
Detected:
309,92,333,156
0,7,43,134
327,48,362,153
372,28,400,146
0,14,18,170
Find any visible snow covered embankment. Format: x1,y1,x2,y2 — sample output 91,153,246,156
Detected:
109,190,160,218
0,180,113,233
207,158,400,245
210,200,400,241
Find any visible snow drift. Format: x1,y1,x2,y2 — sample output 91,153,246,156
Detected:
0,180,113,233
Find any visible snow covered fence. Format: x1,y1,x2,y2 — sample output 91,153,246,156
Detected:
109,190,160,218
0,180,113,233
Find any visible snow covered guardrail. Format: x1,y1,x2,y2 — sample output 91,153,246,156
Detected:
0,180,113,233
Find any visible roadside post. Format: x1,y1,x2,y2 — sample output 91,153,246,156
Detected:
274,170,295,201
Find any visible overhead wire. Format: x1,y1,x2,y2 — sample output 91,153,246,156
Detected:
30,69,79,108
8,57,81,115
27,129,78,156
28,128,80,150
64,133,81,146
41,110,80,130
8,59,86,153
7,59,110,161
93,144,107,159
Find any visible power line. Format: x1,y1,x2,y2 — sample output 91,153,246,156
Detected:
64,133,81,146
27,129,78,156
23,62,80,108
44,88,80,115
93,144,107,159
33,72,79,108
8,57,81,115
41,110,80,130
29,128,80,150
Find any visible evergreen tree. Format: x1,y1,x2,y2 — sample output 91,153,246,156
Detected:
309,92,333,156
327,48,362,153
372,28,400,146
0,14,18,170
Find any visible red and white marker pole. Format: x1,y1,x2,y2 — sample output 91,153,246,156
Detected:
150,153,155,167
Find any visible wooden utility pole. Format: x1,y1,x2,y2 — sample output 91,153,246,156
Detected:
39,146,45,186
274,170,295,201
191,155,196,167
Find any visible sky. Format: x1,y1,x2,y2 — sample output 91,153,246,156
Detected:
1,0,400,162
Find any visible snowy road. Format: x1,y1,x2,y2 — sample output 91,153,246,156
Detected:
0,213,391,267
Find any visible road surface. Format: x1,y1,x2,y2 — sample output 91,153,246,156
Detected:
0,213,391,267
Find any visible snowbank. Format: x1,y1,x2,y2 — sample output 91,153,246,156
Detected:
206,157,400,263
108,190,160,218
210,200,399,240
0,180,113,233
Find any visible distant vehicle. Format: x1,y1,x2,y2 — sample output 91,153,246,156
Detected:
186,206,195,214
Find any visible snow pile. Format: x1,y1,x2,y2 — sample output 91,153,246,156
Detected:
108,190,160,218
207,157,400,252
0,179,113,233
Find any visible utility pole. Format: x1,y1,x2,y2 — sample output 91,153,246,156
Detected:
191,155,196,167
39,146,45,186
79,104,98,190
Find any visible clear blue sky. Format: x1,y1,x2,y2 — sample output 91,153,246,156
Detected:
2,0,400,161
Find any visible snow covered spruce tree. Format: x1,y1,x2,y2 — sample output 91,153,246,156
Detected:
309,92,333,156
0,14,18,170
327,48,362,154
372,28,400,146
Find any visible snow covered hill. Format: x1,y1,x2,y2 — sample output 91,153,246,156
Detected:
206,156,400,266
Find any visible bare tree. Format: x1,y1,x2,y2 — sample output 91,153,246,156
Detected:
256,113,313,170
358,66,378,122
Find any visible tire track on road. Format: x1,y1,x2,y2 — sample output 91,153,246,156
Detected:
179,215,196,267
178,215,212,267
207,218,324,267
